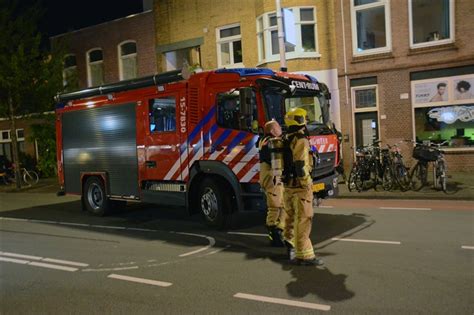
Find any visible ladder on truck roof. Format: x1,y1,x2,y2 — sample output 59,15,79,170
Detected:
56,69,184,103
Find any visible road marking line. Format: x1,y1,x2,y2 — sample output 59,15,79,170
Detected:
91,225,127,230
59,222,90,227
234,293,331,311
42,258,89,267
126,227,156,232
0,256,78,271
0,251,89,267
0,217,28,222
28,262,78,272
0,256,29,264
379,207,431,211
331,238,401,245
319,205,334,208
228,232,267,237
175,232,216,257
0,251,43,260
108,274,172,287
461,246,474,250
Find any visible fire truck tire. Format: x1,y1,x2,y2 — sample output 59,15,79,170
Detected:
83,177,110,216
198,177,231,228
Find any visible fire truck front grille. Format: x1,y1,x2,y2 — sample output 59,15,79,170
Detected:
145,182,186,192
312,151,336,178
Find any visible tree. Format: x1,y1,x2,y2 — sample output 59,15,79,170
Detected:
0,1,63,188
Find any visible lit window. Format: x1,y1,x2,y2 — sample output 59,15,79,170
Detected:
87,49,104,87
163,47,200,71
119,41,137,80
256,7,318,63
352,85,379,147
216,24,243,67
351,0,391,55
409,0,454,48
63,54,78,91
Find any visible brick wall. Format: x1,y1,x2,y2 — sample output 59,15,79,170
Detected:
51,11,157,89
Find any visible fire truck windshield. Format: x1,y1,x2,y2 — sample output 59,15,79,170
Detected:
263,91,330,132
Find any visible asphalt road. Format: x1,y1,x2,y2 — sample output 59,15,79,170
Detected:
0,192,473,314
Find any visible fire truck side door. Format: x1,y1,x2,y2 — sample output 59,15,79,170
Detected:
144,92,183,181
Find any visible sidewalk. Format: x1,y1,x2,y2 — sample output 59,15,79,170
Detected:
2,173,473,200
337,172,474,200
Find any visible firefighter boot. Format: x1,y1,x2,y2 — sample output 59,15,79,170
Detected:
292,257,324,266
267,225,285,247
284,240,296,262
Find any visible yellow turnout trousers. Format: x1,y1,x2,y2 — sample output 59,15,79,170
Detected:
260,163,285,229
283,184,315,260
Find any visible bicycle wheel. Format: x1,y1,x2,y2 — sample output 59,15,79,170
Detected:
394,164,410,191
382,166,394,191
23,170,39,185
410,162,427,191
436,161,447,193
347,168,358,192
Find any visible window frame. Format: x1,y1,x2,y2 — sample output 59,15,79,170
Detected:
118,40,138,81
148,96,177,134
86,48,104,87
351,84,381,148
216,23,244,68
62,54,77,88
256,6,320,65
350,0,392,56
408,0,455,49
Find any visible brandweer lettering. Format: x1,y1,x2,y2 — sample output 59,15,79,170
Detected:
291,80,319,90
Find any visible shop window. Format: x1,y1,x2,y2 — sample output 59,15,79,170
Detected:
149,97,176,133
256,7,318,63
216,24,243,67
63,54,78,91
412,76,474,148
87,48,104,87
216,89,258,132
119,41,137,80
351,0,391,55
352,85,379,147
409,0,453,48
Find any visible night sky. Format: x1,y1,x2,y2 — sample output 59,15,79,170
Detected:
39,0,143,38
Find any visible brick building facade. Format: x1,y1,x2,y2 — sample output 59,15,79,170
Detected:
334,0,474,172
154,0,342,128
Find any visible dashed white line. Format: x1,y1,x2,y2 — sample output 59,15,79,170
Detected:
175,232,216,257
379,207,431,211
0,257,29,264
108,274,172,287
0,251,42,260
331,237,401,245
461,246,474,250
234,293,331,311
0,251,89,267
318,205,334,209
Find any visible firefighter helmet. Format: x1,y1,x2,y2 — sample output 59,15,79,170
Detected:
284,108,307,127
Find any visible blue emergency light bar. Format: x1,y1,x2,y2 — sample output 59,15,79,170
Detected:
215,68,274,77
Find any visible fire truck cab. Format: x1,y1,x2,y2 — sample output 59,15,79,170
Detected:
56,68,339,227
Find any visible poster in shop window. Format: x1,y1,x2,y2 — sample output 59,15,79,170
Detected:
413,80,449,104
453,77,474,101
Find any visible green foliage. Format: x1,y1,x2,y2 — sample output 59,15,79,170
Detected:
0,0,64,116
28,115,56,177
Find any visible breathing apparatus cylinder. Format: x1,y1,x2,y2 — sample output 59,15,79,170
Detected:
268,137,284,178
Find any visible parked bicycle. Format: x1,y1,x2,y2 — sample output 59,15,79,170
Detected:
385,141,411,191
3,164,39,186
409,140,448,193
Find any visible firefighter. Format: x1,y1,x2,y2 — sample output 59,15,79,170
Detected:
282,107,324,266
257,120,286,247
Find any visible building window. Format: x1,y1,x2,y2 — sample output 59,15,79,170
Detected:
0,129,25,161
119,41,137,80
351,0,391,55
409,0,454,48
87,48,104,87
163,47,200,71
412,75,474,149
216,89,258,132
352,85,379,147
257,7,318,64
63,54,78,91
149,97,176,133
216,24,243,68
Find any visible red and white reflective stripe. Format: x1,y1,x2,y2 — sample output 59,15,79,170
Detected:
232,147,258,174
164,149,187,180
318,144,326,153
240,163,259,182
222,145,245,164
327,143,334,152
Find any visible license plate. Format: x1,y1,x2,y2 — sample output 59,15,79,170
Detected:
312,183,325,192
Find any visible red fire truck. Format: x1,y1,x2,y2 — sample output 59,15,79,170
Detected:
55,68,339,227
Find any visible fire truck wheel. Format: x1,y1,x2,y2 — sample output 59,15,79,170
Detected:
198,177,231,228
83,177,110,216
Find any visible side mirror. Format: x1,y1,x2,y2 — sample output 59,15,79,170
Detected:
239,87,253,117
